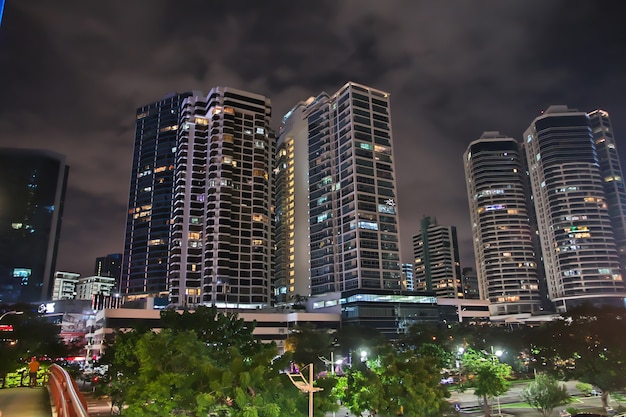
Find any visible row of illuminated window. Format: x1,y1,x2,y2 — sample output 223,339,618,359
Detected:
605,175,622,182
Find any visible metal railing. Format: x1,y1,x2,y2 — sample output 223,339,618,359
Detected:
47,364,90,417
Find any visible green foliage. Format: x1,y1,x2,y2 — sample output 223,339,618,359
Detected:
521,374,571,417
575,382,593,396
283,323,334,371
101,308,326,417
461,348,511,417
338,345,449,417
0,305,71,387
528,305,626,408
160,305,266,359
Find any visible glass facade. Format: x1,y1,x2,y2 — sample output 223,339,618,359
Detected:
306,83,402,295
121,92,191,297
588,109,626,276
0,148,68,303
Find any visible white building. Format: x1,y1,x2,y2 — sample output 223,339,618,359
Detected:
75,275,115,300
52,271,79,300
524,106,626,312
168,88,273,309
464,132,543,316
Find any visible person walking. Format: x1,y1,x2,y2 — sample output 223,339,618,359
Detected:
28,357,40,387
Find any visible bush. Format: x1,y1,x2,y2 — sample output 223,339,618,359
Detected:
566,406,580,415
576,382,593,396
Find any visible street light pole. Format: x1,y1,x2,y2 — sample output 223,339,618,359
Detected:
287,363,323,417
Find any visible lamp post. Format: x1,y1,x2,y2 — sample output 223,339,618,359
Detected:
287,363,323,417
0,310,23,321
490,347,503,417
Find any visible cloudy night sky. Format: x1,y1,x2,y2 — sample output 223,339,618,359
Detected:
1,1,626,278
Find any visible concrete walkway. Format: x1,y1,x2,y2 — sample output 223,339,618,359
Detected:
0,387,52,417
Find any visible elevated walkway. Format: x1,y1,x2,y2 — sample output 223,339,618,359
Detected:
0,386,53,417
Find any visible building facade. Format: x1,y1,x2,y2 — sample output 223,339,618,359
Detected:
0,148,68,303
588,109,626,275
76,275,116,300
303,82,402,295
95,253,122,282
524,106,626,311
121,92,192,299
464,132,543,316
167,88,273,308
274,99,316,304
401,263,414,291
51,271,80,301
412,216,463,298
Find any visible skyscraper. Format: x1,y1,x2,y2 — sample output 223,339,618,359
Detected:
276,82,431,335
0,148,68,303
167,88,273,308
524,106,626,312
279,82,402,295
401,263,414,291
121,92,192,299
464,132,543,316
94,253,122,282
274,98,315,305
588,109,626,274
412,216,463,298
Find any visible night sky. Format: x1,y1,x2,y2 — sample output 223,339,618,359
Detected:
1,1,626,278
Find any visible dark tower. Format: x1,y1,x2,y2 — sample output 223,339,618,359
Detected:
0,148,68,303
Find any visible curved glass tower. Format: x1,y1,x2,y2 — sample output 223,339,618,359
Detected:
464,132,543,316
524,106,625,312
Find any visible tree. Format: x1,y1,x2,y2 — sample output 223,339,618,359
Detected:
461,348,511,417
0,304,73,387
160,305,266,359
528,305,626,410
283,323,334,372
521,374,571,417
338,345,449,417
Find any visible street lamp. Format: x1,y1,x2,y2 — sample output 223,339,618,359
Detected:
490,347,503,417
0,310,23,321
287,363,323,417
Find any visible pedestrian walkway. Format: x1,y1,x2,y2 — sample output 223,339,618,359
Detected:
0,387,52,417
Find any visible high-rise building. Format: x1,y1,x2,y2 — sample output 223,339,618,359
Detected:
167,88,273,308
588,109,626,274
274,98,315,304
401,263,414,291
524,106,626,312
460,267,480,300
121,92,192,299
277,82,434,335
285,82,402,295
0,148,68,303
464,132,543,316
94,253,122,282
412,216,463,298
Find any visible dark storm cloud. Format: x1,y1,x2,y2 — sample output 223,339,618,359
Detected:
1,0,625,276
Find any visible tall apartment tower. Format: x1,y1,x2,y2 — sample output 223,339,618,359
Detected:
524,106,626,312
0,148,68,303
464,132,543,316
274,99,315,304
167,88,273,308
95,253,122,282
588,109,626,274
121,92,192,299
277,82,402,297
412,216,463,298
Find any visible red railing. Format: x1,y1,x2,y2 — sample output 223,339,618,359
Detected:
47,364,90,417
